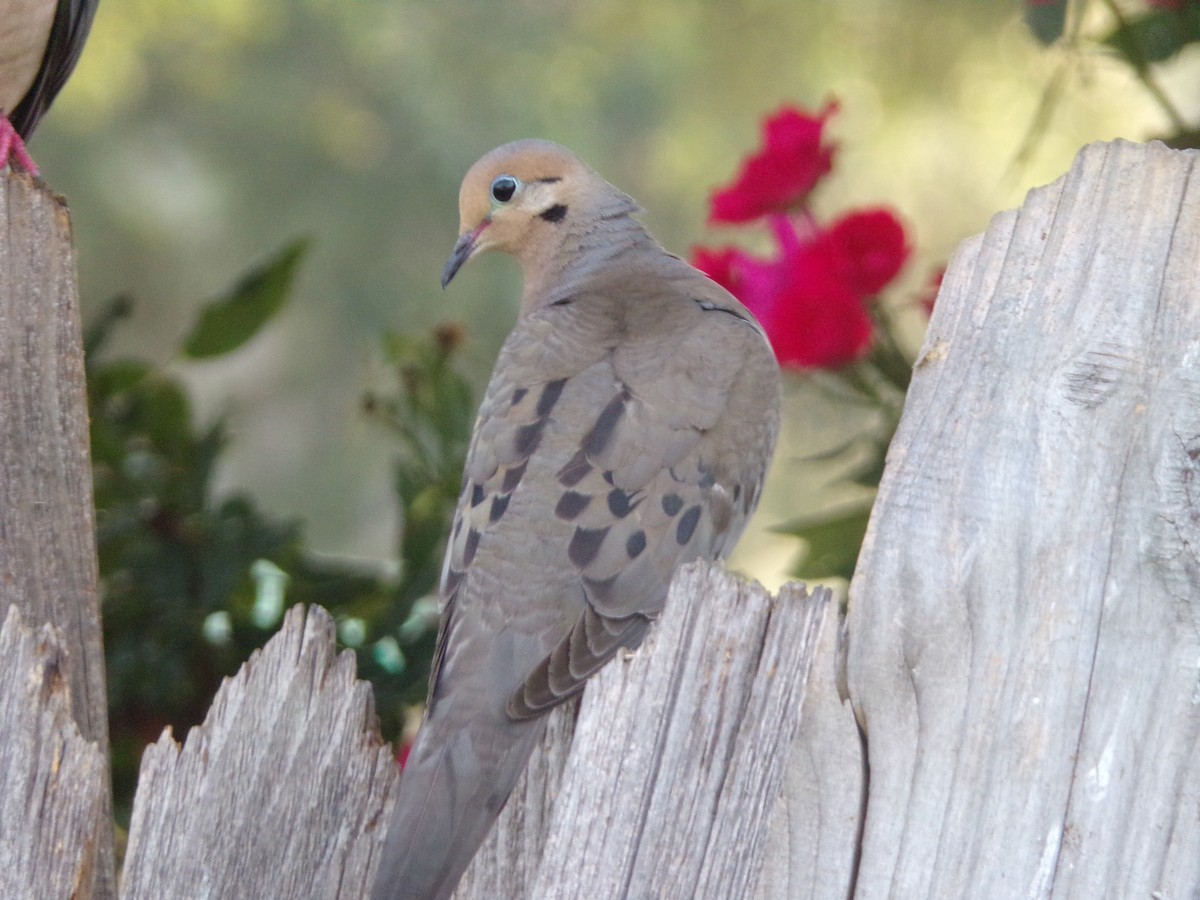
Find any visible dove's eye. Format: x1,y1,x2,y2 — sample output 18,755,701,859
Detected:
490,175,519,204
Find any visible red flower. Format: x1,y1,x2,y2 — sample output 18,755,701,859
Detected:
816,209,910,298
694,215,875,369
709,101,839,224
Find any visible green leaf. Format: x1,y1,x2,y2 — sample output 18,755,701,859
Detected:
1102,7,1200,69
182,237,310,359
777,502,874,581
1024,0,1068,46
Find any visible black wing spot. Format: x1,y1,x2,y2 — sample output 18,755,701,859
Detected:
470,483,486,507
502,461,527,493
626,530,647,559
540,203,568,223
607,488,638,518
585,391,628,457
514,420,545,456
555,490,591,520
511,387,528,406
463,528,481,566
489,493,511,523
569,526,609,568
661,493,684,517
557,449,592,487
676,506,702,545
537,378,567,417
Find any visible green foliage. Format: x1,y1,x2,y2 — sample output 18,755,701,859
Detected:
182,238,310,358
89,242,474,821
777,502,874,582
1024,0,1068,45
1101,3,1200,69
361,323,474,717
1023,0,1200,151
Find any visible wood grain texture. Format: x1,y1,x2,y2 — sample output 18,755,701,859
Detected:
535,564,828,900
754,608,864,900
119,604,398,900
847,139,1200,898
447,561,829,899
0,606,107,900
0,171,113,898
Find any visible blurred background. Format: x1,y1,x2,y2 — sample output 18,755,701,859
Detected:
28,0,1197,815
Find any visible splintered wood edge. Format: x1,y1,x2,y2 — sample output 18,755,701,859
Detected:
0,605,106,898
525,561,829,900
121,604,398,899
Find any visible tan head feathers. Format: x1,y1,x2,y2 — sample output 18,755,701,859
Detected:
441,139,635,287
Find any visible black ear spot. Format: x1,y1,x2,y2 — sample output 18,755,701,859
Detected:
540,204,568,223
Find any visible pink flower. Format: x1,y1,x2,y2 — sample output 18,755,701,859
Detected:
815,209,910,298
694,215,876,369
708,101,839,224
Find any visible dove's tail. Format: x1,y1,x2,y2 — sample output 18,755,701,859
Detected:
371,710,547,900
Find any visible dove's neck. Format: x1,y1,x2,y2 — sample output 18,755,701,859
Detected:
519,193,669,313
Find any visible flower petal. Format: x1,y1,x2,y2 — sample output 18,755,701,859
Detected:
708,100,839,225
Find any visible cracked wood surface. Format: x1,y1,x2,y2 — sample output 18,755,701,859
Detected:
0,171,114,898
455,562,831,900
758,140,1200,899
120,604,400,900
0,607,107,900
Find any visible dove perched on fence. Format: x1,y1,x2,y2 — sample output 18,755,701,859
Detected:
372,139,780,900
0,0,99,174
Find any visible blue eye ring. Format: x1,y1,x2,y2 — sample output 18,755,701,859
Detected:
491,175,519,203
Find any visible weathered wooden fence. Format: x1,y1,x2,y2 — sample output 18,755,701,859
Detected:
0,174,116,899
1,138,1196,898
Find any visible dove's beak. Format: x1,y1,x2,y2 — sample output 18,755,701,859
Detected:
442,220,490,289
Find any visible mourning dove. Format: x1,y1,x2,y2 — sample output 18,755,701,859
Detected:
0,0,98,174
372,139,780,900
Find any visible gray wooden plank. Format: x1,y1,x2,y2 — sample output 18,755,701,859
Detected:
512,561,829,899
0,605,106,900
847,139,1200,899
119,604,398,900
0,170,114,898
754,608,864,900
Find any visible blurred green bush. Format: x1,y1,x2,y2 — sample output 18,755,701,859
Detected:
89,241,467,820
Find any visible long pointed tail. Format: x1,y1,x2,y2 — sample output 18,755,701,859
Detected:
372,712,547,900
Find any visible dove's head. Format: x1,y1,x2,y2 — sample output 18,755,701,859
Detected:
441,139,632,288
